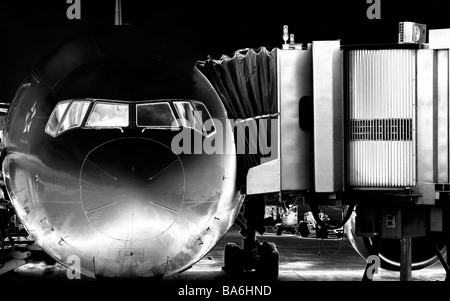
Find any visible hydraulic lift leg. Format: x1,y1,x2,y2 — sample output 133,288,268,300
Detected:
224,195,279,278
400,237,412,281
243,195,266,237
223,195,263,273
241,195,266,265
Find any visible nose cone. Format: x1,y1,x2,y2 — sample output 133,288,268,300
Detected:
80,137,184,240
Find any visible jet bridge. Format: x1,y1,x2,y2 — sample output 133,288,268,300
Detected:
199,24,450,281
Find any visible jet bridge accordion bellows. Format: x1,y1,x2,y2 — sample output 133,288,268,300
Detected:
346,49,416,187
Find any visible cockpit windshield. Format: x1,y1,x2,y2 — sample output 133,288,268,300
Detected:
136,102,178,128
45,99,215,138
85,102,129,128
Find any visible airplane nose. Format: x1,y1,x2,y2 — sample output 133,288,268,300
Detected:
80,137,185,241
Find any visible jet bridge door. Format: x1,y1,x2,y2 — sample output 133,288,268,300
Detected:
246,46,314,194
247,42,344,195
278,46,314,192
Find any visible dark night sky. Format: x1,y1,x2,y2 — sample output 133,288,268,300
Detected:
2,0,450,102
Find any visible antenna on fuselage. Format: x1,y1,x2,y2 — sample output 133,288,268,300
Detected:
114,0,122,25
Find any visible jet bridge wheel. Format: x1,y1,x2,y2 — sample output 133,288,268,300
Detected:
256,241,279,279
224,242,244,273
223,241,279,279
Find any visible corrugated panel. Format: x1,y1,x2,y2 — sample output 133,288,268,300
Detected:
347,49,416,187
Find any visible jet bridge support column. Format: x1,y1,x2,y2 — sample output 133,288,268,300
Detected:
400,237,412,281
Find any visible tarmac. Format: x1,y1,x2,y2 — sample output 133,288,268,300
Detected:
170,228,446,282
2,226,447,300
2,226,446,282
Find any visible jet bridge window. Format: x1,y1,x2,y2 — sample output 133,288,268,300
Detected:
85,102,129,128
45,100,90,137
136,102,178,128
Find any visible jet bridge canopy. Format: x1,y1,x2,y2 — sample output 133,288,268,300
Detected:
196,47,278,119
196,47,278,171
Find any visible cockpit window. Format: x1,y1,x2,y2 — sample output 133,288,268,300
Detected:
45,100,71,137
136,103,178,128
85,102,129,128
173,101,203,134
58,101,90,134
192,101,216,136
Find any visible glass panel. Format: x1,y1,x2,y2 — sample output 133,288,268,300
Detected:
193,102,216,135
45,100,70,137
86,102,129,127
58,101,90,134
136,103,178,127
174,102,203,133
